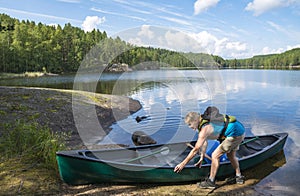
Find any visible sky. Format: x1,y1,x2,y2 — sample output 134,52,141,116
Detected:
0,0,300,59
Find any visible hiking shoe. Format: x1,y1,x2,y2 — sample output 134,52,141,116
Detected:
225,175,245,184
236,175,245,184
198,178,216,189
225,176,237,184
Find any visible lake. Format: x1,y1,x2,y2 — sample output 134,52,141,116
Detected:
1,69,299,195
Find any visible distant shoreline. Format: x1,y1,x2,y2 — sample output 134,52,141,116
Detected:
0,72,59,79
1,67,299,80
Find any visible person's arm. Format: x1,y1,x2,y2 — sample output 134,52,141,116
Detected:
174,130,207,173
194,140,208,168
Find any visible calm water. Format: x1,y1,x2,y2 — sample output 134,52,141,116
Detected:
101,70,300,195
1,69,300,195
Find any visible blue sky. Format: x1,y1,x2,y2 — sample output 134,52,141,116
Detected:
0,0,300,59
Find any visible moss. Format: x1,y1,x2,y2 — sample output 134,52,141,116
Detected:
22,95,31,100
48,109,57,113
46,97,53,102
9,103,29,112
28,113,41,120
0,110,7,116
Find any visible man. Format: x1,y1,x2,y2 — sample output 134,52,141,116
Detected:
173,106,245,189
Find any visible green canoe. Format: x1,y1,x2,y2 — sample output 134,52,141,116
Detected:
56,132,288,185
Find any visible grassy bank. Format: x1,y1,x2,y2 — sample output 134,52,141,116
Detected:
0,121,67,195
0,86,142,195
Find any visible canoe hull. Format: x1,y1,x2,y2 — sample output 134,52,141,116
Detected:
57,156,210,185
56,132,288,185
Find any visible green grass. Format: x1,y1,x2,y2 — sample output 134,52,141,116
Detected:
0,110,7,116
0,120,68,194
0,120,67,171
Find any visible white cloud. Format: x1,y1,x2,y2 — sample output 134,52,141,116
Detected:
187,31,247,58
127,37,145,47
121,26,249,59
82,16,105,32
127,26,155,47
194,0,220,15
0,7,82,23
91,7,146,22
226,41,247,51
191,31,217,47
261,46,285,55
267,21,285,32
138,25,154,39
287,44,300,50
164,31,200,52
266,20,300,42
159,16,191,26
245,0,296,16
261,44,300,55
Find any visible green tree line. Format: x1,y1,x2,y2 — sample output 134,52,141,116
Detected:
223,48,300,69
0,14,108,73
1,14,299,73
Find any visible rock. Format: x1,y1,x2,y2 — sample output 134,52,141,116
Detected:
106,63,130,72
131,131,157,146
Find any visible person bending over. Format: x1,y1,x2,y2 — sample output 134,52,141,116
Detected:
173,106,245,189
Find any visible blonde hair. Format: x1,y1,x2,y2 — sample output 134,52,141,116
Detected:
185,112,200,124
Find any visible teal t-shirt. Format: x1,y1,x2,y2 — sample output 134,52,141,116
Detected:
210,120,245,137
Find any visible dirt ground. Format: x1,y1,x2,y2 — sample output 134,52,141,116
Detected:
0,86,142,148
0,86,286,195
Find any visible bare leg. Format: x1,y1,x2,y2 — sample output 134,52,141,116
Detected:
209,148,224,181
226,150,241,176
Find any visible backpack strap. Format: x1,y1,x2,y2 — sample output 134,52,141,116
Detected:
217,115,230,143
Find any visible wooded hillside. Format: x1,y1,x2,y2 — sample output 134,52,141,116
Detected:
223,48,300,69
1,14,299,73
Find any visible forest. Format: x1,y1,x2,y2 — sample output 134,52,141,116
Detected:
1,13,299,74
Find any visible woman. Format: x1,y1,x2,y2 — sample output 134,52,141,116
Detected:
173,106,245,189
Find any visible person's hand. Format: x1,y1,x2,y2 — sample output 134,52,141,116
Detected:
174,162,185,173
194,157,203,168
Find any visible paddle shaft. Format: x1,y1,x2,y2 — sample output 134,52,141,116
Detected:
125,147,168,163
